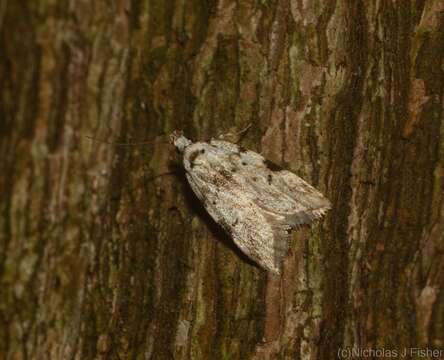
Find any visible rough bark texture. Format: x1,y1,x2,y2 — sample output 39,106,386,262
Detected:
1,0,443,359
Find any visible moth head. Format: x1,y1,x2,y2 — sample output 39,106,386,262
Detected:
170,130,192,153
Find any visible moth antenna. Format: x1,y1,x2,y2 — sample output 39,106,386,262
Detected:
85,135,169,147
145,169,183,182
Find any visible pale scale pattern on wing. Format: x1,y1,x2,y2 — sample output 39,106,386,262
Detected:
174,134,331,274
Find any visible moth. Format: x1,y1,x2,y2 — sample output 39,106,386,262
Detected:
171,131,331,274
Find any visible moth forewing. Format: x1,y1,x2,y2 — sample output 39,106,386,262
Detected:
172,132,331,274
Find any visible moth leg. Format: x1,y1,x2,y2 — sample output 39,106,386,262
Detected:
217,123,252,143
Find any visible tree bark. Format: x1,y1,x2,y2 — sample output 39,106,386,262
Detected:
1,0,443,359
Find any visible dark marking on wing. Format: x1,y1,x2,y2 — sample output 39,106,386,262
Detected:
218,218,233,236
267,174,272,184
263,159,283,172
188,149,201,168
218,168,233,181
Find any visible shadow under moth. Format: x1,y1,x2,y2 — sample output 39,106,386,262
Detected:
171,131,331,274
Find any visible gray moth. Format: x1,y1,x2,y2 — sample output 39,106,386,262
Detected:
171,131,331,274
